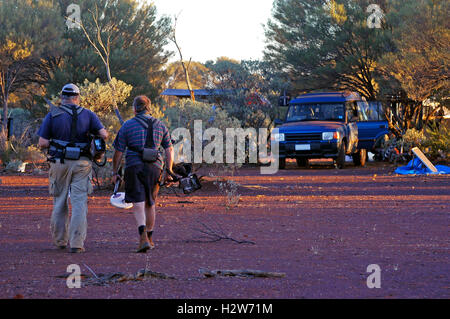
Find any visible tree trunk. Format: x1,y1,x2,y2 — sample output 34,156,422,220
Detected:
2,96,8,136
181,60,195,102
105,63,124,125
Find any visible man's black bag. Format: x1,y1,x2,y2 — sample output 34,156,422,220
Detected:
129,115,159,163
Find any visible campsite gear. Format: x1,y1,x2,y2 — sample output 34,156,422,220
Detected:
394,149,450,175
110,192,133,210
411,147,438,173
90,135,107,166
160,164,202,195
178,173,202,194
173,163,202,194
110,168,133,209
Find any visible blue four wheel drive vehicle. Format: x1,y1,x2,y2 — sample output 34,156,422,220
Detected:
273,92,389,169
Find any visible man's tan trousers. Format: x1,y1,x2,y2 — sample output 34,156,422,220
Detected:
48,157,93,249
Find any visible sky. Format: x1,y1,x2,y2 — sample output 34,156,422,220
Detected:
149,0,274,63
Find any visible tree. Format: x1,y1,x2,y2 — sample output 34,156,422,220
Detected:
49,0,172,107
380,0,449,130
166,61,209,90
0,0,64,133
79,78,133,116
205,57,285,128
169,14,196,101
205,57,249,91
71,2,126,124
264,0,392,100
77,78,134,137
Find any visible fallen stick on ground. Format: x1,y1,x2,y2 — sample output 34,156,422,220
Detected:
199,268,286,278
113,269,176,282
187,221,256,245
83,263,106,285
56,269,176,286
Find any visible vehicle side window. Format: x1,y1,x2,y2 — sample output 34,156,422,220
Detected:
346,102,358,122
356,102,369,121
357,101,385,121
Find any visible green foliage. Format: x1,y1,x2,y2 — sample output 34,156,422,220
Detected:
402,128,426,151
165,99,241,132
0,130,45,167
49,0,173,102
264,0,449,133
422,123,450,162
0,0,64,62
47,78,132,139
0,107,43,167
0,0,65,131
166,61,209,90
9,108,37,138
264,0,392,100
79,78,133,116
219,103,273,129
205,57,249,91
165,99,269,168
377,0,449,131
382,122,450,163
204,58,285,128
380,0,449,103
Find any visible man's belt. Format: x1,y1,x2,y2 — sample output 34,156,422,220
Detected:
49,139,90,162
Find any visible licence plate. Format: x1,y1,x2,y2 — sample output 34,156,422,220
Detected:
295,144,311,151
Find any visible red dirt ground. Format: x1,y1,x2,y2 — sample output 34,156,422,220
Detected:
0,161,449,299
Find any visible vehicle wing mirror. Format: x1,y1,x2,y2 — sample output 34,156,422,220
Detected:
274,119,283,126
278,94,291,107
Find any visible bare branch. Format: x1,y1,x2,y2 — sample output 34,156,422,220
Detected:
187,221,255,245
170,13,196,102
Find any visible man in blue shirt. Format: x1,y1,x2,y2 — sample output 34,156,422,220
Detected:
38,84,108,253
112,95,175,253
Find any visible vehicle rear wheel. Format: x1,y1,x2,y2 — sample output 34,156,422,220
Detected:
278,158,286,170
336,143,346,169
352,149,367,167
296,157,308,167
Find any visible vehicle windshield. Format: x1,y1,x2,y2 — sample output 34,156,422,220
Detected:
286,103,345,122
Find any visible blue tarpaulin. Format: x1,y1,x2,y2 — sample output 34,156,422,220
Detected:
395,158,450,175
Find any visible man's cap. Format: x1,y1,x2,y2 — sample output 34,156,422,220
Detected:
61,83,80,95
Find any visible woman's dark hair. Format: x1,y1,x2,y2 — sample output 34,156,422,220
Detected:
133,95,151,113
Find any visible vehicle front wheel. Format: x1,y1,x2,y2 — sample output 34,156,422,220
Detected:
336,143,346,169
352,149,367,167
